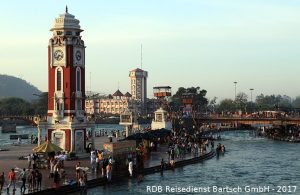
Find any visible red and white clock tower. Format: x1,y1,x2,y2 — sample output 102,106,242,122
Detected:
47,7,88,153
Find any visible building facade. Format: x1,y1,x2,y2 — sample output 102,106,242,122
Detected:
129,68,148,113
85,90,132,115
46,7,89,153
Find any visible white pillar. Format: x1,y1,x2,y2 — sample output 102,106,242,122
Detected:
125,126,129,137
70,129,74,152
91,127,95,150
37,126,42,146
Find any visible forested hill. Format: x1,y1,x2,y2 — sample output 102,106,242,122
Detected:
0,74,42,101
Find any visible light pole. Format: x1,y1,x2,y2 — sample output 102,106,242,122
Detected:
250,88,254,113
234,82,237,100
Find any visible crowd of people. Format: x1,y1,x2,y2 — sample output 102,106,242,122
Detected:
0,161,44,194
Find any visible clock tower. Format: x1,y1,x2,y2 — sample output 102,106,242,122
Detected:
47,7,89,153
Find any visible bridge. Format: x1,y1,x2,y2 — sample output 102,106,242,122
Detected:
0,115,47,126
195,116,300,126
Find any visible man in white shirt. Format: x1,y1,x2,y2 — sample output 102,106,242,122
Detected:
128,159,133,177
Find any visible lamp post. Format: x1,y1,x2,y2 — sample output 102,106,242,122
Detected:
234,82,237,101
250,88,254,113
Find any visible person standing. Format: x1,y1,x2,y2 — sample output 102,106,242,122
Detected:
128,159,133,177
7,168,16,193
76,162,81,184
37,170,42,191
49,157,55,178
90,151,96,172
79,176,86,195
27,154,32,169
0,172,4,192
160,158,164,173
106,163,112,182
53,168,60,189
27,171,33,192
19,168,27,193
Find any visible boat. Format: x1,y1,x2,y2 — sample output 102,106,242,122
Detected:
1,123,17,133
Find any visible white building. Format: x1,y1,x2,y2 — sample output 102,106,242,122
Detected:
129,68,148,112
85,90,132,115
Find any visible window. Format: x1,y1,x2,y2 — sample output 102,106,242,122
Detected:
66,31,72,35
76,68,81,91
56,68,62,91
57,31,63,35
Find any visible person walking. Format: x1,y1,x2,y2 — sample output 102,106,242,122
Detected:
19,168,27,193
7,168,16,193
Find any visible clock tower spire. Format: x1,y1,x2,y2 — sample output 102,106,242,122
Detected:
46,8,90,153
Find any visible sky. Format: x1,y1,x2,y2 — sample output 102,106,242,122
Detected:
1,0,300,101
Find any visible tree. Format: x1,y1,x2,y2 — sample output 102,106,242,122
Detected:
171,86,208,112
0,97,34,115
235,92,248,112
255,94,290,111
31,92,48,115
207,97,217,113
292,96,300,109
216,99,236,112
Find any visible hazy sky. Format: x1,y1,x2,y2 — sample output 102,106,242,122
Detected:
1,0,300,101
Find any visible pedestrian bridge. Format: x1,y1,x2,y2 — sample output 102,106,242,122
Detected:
0,115,47,126
195,117,300,126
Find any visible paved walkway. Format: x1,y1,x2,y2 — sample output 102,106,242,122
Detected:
0,136,113,195
0,136,202,195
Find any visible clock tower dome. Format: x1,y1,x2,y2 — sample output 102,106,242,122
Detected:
47,7,89,153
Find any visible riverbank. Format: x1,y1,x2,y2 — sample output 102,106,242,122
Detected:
86,130,300,195
29,151,215,195
0,133,216,195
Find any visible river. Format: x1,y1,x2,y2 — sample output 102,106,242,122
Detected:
87,130,300,195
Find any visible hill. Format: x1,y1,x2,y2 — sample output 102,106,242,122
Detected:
0,74,42,101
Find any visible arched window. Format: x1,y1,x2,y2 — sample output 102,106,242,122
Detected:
56,68,63,91
76,68,81,91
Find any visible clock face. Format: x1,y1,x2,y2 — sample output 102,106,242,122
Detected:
54,50,64,61
76,50,82,61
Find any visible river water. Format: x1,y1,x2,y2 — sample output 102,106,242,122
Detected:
87,130,300,195
0,124,124,147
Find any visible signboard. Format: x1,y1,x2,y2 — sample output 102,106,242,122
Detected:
103,140,136,155
54,132,63,138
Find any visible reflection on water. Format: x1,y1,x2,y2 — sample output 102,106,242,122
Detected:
87,130,300,195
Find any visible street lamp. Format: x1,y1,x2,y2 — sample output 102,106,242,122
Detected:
233,82,237,100
250,88,254,113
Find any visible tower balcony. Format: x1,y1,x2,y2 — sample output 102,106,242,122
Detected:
53,110,64,120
